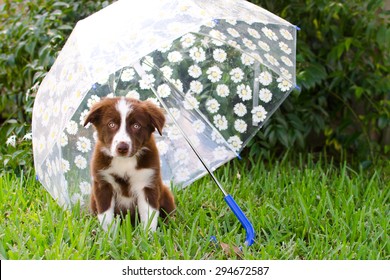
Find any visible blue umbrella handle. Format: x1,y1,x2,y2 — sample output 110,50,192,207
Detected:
224,194,255,246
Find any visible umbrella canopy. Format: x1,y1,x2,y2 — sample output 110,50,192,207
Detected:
32,0,297,208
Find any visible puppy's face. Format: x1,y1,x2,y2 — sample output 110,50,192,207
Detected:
84,97,165,157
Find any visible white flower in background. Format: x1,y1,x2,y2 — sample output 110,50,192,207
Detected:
243,38,256,50
200,37,210,48
61,159,70,173
228,135,243,151
206,98,220,113
52,100,60,117
87,95,100,109
80,109,89,126
213,49,227,63
206,66,222,83
170,79,183,92
281,56,293,67
280,67,292,80
248,28,261,39
241,53,255,66
204,20,217,28
167,125,182,140
48,126,59,145
252,53,263,63
209,30,226,46
234,103,247,117
158,42,171,52
169,108,181,120
227,27,240,38
228,40,240,49
174,148,189,164
139,74,155,89
189,47,206,63
71,193,82,205
120,68,135,82
106,92,115,99
157,84,171,98
75,155,87,169
41,110,50,127
258,71,273,86
193,120,206,133
160,66,173,79
230,68,245,83
213,146,229,160
237,84,252,101
264,53,280,66
258,41,270,52
76,137,91,153
188,65,202,78
146,97,160,107
226,19,237,25
183,93,199,110
176,167,190,182
156,141,169,155
216,84,230,97
23,132,32,141
6,135,16,147
259,88,273,103
280,29,293,40
279,42,292,54
66,120,78,135
180,33,196,48
167,51,183,63
37,136,46,154
252,105,267,123
262,26,278,41
234,119,248,133
190,80,203,94
79,181,91,195
126,90,140,100
211,130,225,144
46,161,52,177
213,114,228,131
277,77,292,92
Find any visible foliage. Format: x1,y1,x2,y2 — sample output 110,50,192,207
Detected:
1,156,388,259
247,0,390,164
0,0,389,173
0,0,114,173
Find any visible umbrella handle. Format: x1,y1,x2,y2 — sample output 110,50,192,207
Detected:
224,194,255,246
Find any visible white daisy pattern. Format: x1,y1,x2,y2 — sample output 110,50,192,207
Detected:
33,18,296,207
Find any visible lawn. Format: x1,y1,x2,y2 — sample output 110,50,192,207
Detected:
0,155,388,260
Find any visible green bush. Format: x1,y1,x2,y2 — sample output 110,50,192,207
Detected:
0,0,114,173
0,0,388,174
247,0,389,165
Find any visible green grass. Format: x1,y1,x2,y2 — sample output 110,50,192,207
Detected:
0,155,388,259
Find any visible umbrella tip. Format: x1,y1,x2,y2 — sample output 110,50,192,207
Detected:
294,25,301,31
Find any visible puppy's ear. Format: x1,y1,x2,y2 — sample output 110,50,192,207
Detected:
145,101,165,136
84,103,103,127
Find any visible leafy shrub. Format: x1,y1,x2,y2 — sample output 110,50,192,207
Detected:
0,0,388,174
247,0,390,164
0,0,114,173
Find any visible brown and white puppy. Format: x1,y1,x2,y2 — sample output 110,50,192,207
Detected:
84,97,175,231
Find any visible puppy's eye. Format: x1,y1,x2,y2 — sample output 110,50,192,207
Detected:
133,123,141,130
108,122,117,129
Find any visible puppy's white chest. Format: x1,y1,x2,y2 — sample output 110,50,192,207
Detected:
100,156,155,207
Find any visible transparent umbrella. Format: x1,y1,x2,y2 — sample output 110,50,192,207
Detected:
32,0,298,246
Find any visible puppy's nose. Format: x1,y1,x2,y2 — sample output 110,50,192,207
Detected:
117,142,129,155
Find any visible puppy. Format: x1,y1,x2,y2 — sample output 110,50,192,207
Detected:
84,97,175,231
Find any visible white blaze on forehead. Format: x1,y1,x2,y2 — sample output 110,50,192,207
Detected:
111,98,133,156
